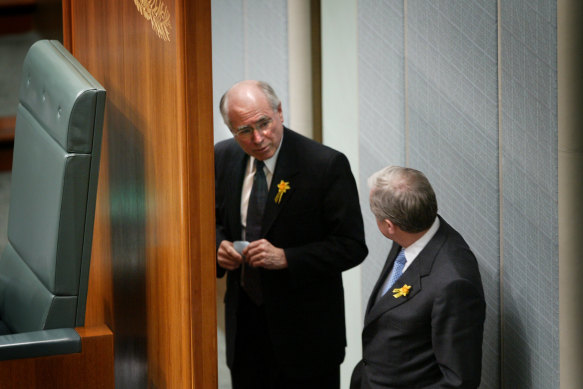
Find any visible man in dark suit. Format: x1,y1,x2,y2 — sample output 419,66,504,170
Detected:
351,166,485,389
215,80,368,389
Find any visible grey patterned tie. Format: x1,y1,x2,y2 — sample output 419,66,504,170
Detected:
242,159,266,305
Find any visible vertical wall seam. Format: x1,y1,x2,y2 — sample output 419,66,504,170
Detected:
496,0,504,387
310,0,322,143
288,0,314,139
404,0,409,166
558,2,583,387
242,0,248,79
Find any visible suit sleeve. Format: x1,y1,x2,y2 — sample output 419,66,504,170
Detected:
284,152,368,279
431,277,486,388
214,142,229,279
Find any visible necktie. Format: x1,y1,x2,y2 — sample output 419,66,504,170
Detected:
242,159,266,305
379,249,407,299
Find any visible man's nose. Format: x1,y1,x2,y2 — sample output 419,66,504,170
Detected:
251,128,264,143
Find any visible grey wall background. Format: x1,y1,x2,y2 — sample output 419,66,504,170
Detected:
358,1,558,388
212,0,289,144
500,1,558,388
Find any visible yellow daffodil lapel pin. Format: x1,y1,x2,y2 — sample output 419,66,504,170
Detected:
274,180,290,204
392,284,411,298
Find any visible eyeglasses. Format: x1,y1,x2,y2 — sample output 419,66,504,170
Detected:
233,118,272,140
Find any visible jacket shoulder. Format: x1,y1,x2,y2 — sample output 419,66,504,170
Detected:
214,138,242,166
214,137,238,155
284,128,346,164
432,218,483,287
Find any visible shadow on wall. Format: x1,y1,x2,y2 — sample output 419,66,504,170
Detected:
105,102,149,389
503,295,532,388
476,259,501,386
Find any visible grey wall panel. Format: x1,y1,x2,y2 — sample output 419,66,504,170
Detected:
244,0,289,116
358,1,505,387
212,0,245,142
500,1,559,388
212,0,289,143
406,2,499,388
357,0,406,311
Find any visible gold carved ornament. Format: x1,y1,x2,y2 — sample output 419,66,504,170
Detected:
133,0,172,42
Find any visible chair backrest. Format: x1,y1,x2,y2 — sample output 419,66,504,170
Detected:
0,40,105,333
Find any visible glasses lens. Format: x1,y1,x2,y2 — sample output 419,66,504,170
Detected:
235,118,272,138
236,128,253,138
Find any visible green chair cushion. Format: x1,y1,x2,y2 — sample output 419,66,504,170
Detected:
0,244,76,334
0,328,81,361
0,39,105,360
19,40,101,154
8,106,90,295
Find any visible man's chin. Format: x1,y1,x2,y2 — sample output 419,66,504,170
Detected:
252,147,274,160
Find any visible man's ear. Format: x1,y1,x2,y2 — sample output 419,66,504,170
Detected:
383,218,396,234
277,102,284,123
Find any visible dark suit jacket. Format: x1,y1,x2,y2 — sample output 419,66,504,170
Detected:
215,127,368,378
351,216,485,389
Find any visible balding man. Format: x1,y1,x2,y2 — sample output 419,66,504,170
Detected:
351,166,485,388
215,80,367,389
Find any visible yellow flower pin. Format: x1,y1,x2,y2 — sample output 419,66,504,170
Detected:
274,180,290,204
392,284,411,298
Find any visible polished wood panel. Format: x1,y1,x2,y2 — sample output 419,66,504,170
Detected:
0,144,13,171
0,0,36,6
33,0,63,42
0,325,114,389
0,117,15,143
0,117,15,171
63,0,216,387
178,2,217,388
0,1,36,36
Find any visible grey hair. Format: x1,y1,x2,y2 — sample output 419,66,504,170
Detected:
219,80,281,129
368,166,438,233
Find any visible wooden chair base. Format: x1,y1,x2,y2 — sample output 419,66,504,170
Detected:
0,325,114,389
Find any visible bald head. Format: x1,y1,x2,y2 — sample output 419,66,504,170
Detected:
368,166,438,233
220,80,280,129
219,80,284,161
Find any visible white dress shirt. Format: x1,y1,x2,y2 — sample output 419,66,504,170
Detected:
379,216,441,296
240,135,283,236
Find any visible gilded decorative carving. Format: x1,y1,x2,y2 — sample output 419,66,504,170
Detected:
133,0,172,42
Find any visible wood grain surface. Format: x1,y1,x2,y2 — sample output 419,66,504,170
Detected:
62,0,217,387
0,325,114,389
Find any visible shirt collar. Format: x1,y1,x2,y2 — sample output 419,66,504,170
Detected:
250,131,283,176
403,216,440,265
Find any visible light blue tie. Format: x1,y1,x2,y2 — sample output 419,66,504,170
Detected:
380,249,407,298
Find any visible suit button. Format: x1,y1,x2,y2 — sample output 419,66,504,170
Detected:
363,359,367,366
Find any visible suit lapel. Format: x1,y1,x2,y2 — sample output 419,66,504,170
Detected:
226,148,248,240
364,219,448,328
261,128,299,235
364,259,424,327
365,243,401,315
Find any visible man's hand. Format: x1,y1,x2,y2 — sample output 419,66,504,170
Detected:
217,240,244,270
244,239,288,269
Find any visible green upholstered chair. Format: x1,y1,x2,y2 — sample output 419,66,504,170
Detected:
0,40,105,360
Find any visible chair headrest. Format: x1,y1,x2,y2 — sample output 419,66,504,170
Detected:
19,40,105,154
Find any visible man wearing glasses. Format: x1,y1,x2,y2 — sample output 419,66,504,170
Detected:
215,80,368,389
